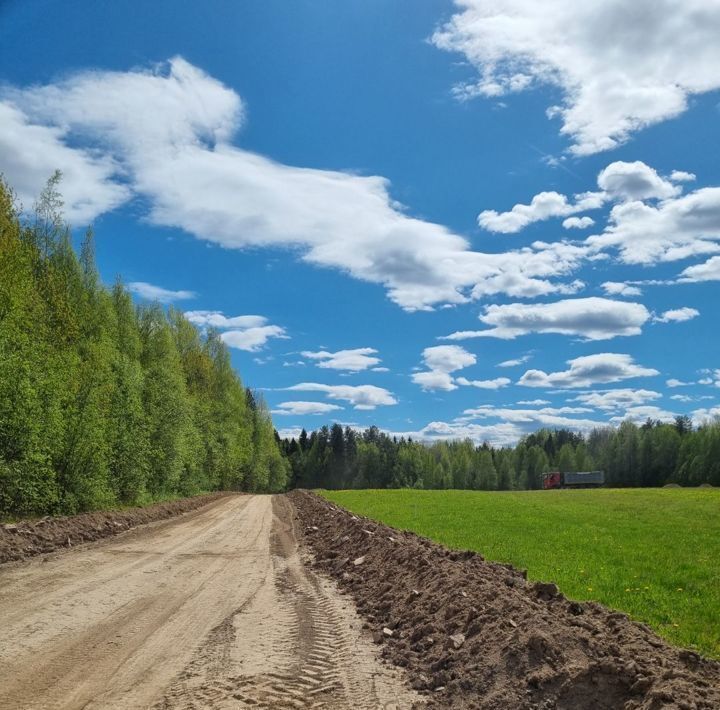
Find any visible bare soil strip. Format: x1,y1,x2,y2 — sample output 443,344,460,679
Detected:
0,493,231,564
289,490,720,709
0,494,418,709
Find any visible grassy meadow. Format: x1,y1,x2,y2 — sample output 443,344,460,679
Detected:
320,488,720,658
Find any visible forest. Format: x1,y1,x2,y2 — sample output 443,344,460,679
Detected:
0,174,288,518
280,415,720,491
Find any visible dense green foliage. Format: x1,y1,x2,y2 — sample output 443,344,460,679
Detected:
0,175,288,518
281,416,720,490
322,488,720,658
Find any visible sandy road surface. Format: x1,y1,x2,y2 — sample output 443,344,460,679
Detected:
0,495,417,710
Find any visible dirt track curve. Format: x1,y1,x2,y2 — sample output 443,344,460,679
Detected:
0,494,418,710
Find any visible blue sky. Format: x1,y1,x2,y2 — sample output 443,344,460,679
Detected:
1,0,719,445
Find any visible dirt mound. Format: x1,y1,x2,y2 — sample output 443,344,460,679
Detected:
664,483,682,488
289,490,720,709
0,492,231,564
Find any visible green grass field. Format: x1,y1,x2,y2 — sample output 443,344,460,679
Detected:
320,488,720,658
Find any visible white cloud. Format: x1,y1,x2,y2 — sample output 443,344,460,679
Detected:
478,161,678,237
601,282,642,297
301,347,381,372
412,345,477,392
271,401,343,416
402,420,524,447
412,370,458,392
653,307,699,323
518,353,659,388
696,369,720,386
610,405,676,424
185,311,267,329
587,187,720,265
563,216,595,230
517,399,550,405
221,327,288,352
284,383,397,410
276,427,304,440
497,355,532,367
128,281,196,303
692,407,720,425
597,161,679,201
570,388,661,411
459,405,603,433
0,58,590,311
443,297,650,341
0,103,130,224
478,190,604,233
455,376,511,390
422,345,476,373
185,310,287,351
678,256,720,283
432,1,720,154
666,378,693,388
670,394,693,402
671,171,696,183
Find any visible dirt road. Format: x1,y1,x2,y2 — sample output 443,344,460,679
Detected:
0,495,417,710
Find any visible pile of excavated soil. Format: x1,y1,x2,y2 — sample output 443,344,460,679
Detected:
0,492,232,564
289,490,720,709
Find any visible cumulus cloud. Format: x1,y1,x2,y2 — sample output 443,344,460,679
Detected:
412,370,458,392
478,161,683,237
0,58,589,311
563,216,595,230
478,191,604,233
653,307,699,323
455,376,511,390
284,383,397,410
570,388,661,411
301,347,381,372
128,282,196,303
459,405,602,434
497,355,532,367
666,378,693,388
518,353,659,388
443,297,650,341
399,421,524,448
587,187,720,265
432,1,720,154
678,256,720,283
185,310,287,351
184,311,266,329
271,401,342,416
610,405,676,424
412,345,477,391
601,282,642,297
597,161,679,201
479,159,720,272
692,406,720,425
671,171,696,183
422,345,476,373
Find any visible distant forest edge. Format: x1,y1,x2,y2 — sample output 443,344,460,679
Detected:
0,174,288,518
279,417,720,491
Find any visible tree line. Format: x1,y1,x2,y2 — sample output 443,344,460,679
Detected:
280,415,720,491
0,174,288,518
